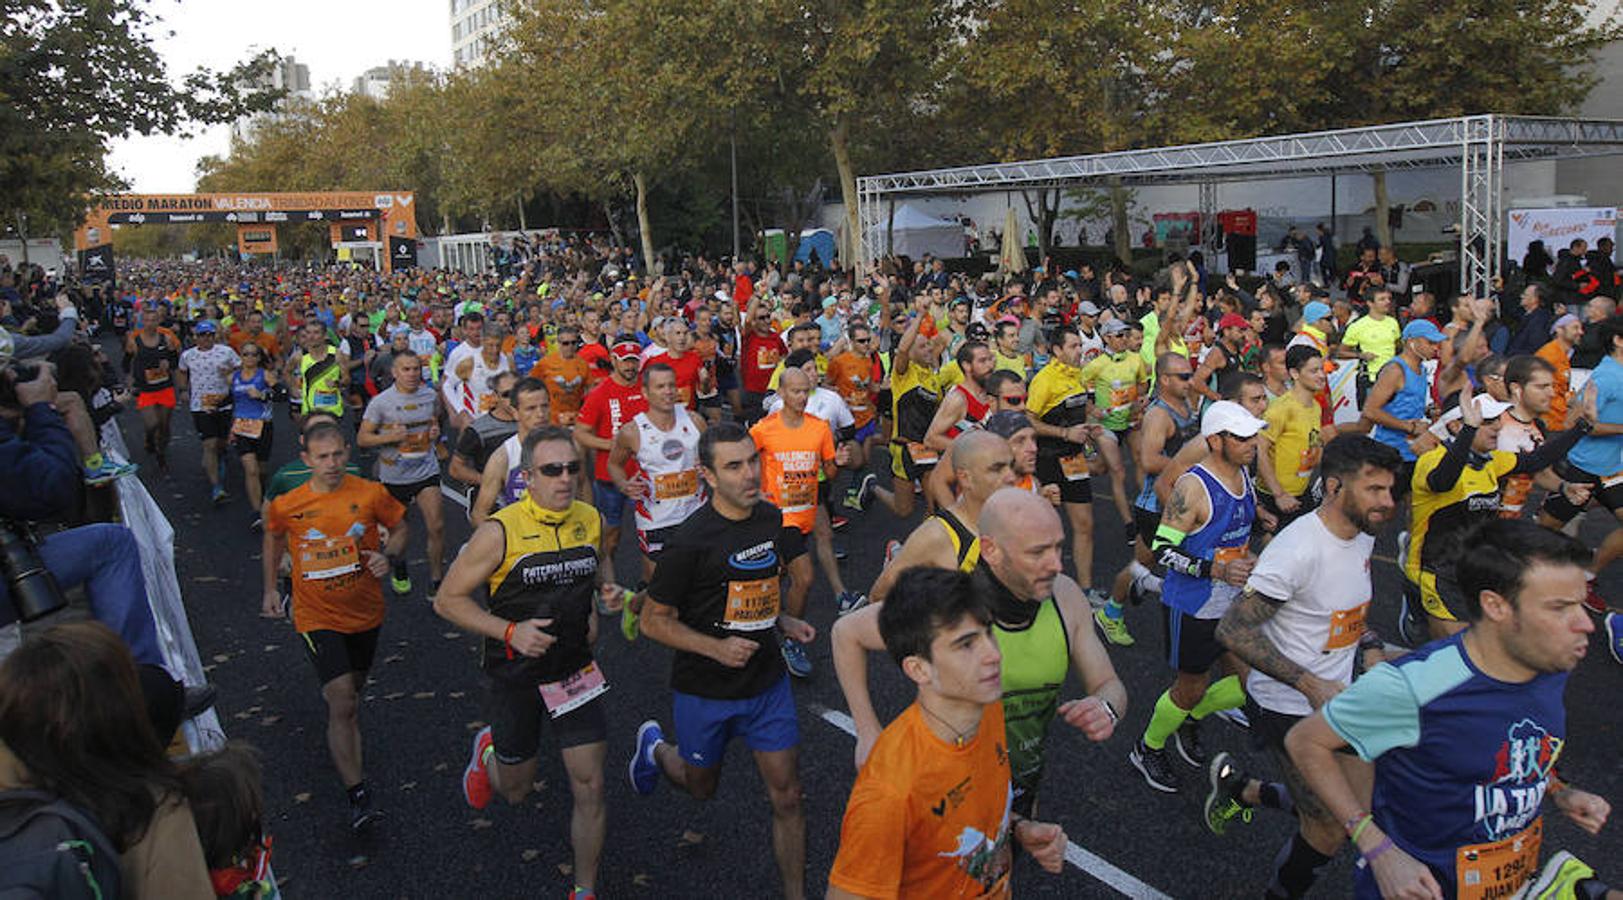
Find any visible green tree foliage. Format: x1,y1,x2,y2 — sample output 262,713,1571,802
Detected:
2,0,281,239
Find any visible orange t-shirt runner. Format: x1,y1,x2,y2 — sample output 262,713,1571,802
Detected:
749,411,834,534
530,353,590,424
265,475,407,635
826,351,882,429
828,702,1015,899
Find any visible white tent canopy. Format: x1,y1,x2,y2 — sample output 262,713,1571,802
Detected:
868,203,964,259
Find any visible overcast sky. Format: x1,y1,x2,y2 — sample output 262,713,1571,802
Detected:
105,0,451,193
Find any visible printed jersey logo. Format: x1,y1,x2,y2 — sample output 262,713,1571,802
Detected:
1475,718,1562,840
728,540,778,571
936,783,1013,891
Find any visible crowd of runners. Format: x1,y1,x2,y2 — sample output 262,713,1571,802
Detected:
6,233,1622,899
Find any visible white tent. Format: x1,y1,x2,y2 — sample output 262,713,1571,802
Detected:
871,203,964,259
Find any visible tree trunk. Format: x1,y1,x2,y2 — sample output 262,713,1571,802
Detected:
604,199,624,251
633,171,655,276
830,118,861,274
1372,169,1391,250
516,193,528,231
1110,177,1132,264
15,213,28,265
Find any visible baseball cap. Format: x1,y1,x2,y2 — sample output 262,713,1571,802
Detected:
611,340,642,360
822,296,837,309
193,320,218,334
1101,319,1130,336
1217,312,1250,331
949,296,970,309
1300,301,1331,325
1552,313,1580,333
1077,301,1102,317
1200,400,1268,438
984,410,1034,439
1062,269,1080,280
1401,319,1446,343
966,322,991,342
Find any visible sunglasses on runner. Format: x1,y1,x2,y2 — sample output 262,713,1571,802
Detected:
534,460,582,477
1000,394,1027,405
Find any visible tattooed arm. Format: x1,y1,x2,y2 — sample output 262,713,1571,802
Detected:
1217,588,1344,709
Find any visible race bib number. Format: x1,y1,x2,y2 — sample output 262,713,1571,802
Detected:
1108,384,1135,411
1602,471,1623,490
300,537,359,581
200,392,227,411
231,417,265,439
1296,445,1322,481
778,470,818,512
538,661,609,718
1456,817,1541,900
398,430,431,459
653,469,698,501
1500,475,1533,515
313,391,340,409
143,365,168,384
1322,602,1369,651
906,442,939,466
1213,545,1248,570
724,578,781,631
1058,452,1091,482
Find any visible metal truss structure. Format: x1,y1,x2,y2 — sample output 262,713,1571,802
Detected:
856,115,1623,298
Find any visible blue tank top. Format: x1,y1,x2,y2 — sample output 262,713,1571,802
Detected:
1160,464,1255,617
1371,357,1427,462
1134,397,1201,512
231,370,272,421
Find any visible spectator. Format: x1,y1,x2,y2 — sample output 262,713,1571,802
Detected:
1522,239,1554,279
1505,282,1555,357
1587,236,1619,299
1571,296,1615,370
0,621,214,898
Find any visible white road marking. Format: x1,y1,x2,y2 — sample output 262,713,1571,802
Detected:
812,705,1172,899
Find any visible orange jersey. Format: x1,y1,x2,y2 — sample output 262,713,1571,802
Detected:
749,411,834,533
531,353,591,422
827,352,882,428
828,702,1014,899
1535,339,1572,431
264,475,406,634
229,330,280,359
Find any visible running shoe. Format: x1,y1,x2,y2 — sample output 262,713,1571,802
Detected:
1398,588,1422,647
1582,581,1609,616
210,484,228,505
1211,707,1251,730
390,571,413,595
837,591,868,617
249,515,262,532
569,889,597,900
834,543,848,561
1127,574,1158,606
348,789,381,833
1606,613,1622,666
830,514,849,531
462,726,494,810
1202,752,1254,836
884,539,903,566
83,459,137,486
781,637,813,677
845,472,878,511
629,720,664,796
1173,718,1208,768
1093,607,1134,646
620,602,639,642
1129,739,1179,793
1521,850,1596,900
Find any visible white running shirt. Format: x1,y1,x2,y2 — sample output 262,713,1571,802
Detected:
631,408,705,532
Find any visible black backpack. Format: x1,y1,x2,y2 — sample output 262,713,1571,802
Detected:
0,789,123,899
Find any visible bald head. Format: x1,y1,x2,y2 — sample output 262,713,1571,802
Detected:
978,486,1060,544
950,430,1006,472
778,366,812,391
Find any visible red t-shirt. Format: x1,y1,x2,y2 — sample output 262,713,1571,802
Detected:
741,330,785,394
733,274,754,310
578,340,612,386
577,377,647,482
645,351,705,406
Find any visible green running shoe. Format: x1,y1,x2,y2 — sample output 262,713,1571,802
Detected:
621,596,640,641
1522,850,1596,900
1093,607,1134,646
391,572,413,595
1203,752,1254,836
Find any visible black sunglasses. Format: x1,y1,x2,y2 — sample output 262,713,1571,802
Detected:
1166,372,1194,381
535,460,582,477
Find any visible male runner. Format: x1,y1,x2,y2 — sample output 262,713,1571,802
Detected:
644,316,710,407
531,323,590,425
855,294,941,520
573,340,648,557
834,488,1126,814
860,431,1015,608
176,320,241,503
627,423,816,900
826,322,884,470
444,371,519,517
1257,346,1330,534
752,365,851,674
1028,328,1105,591
260,422,408,831
358,351,445,595
826,567,1069,899
1074,318,1148,537
1288,519,1617,900
607,363,706,640
1497,356,1581,520
923,340,995,509
1191,313,1251,404
1130,400,1262,792
126,303,182,471
1406,382,1590,639
290,321,348,429
1206,435,1402,898
1363,318,1445,492
471,377,553,525
434,426,620,900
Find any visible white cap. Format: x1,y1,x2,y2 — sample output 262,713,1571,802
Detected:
1200,400,1268,438
1425,394,1514,441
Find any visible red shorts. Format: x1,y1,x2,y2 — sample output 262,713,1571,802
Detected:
136,387,176,409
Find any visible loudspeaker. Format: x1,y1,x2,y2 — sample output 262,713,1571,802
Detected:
1226,233,1257,273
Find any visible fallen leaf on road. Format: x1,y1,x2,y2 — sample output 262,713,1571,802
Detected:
469,818,493,830
448,691,465,699
194,576,223,583
633,874,651,887
434,763,449,772
443,632,461,639
233,711,252,720
260,715,281,726
411,691,435,699
521,849,539,862
399,781,417,791
293,792,311,804
254,684,269,693
556,862,572,876
383,692,405,700
212,654,230,663
679,830,704,847
262,644,278,652
382,654,404,664
466,720,486,731
347,855,369,870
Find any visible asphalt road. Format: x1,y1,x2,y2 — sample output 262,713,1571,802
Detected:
130,391,1623,899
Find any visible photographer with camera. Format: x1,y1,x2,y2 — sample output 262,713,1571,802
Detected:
0,361,214,734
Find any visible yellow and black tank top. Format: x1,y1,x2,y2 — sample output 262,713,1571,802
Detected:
933,509,980,572
485,495,600,684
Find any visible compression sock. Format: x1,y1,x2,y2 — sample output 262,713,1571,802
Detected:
1265,832,1333,899
346,781,369,805
392,560,409,580
1142,690,1192,750
1188,675,1246,720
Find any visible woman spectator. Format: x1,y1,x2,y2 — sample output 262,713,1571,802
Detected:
0,622,213,898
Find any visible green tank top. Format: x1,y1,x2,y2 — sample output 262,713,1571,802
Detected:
300,348,344,415
995,597,1070,802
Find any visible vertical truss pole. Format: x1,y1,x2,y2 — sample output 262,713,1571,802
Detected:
856,178,880,275
1198,182,1218,253
1459,115,1497,299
